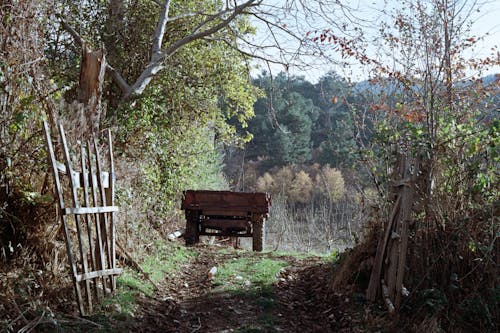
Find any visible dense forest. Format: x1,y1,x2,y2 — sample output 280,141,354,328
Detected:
1,0,498,332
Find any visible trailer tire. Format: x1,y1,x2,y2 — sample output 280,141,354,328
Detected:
185,211,199,246
252,217,265,252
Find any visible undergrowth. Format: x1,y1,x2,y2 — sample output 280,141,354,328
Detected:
104,242,197,316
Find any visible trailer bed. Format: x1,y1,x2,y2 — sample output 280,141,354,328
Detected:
181,190,271,251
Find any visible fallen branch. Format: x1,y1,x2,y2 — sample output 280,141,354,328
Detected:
116,241,160,291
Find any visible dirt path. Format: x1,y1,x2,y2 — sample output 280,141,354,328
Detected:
125,244,373,333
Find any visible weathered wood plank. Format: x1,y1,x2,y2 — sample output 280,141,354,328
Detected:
366,195,402,301
59,123,93,314
395,155,419,309
44,121,85,316
107,129,117,290
200,231,253,237
80,144,99,300
196,209,253,217
201,219,250,231
64,206,119,215
56,161,110,188
93,137,114,291
182,190,270,214
76,268,124,282
88,141,108,296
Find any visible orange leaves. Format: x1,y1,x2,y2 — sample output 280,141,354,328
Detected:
369,103,389,113
306,28,380,67
394,16,404,29
369,103,426,123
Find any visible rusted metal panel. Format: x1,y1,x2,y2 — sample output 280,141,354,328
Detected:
201,219,250,232
200,210,251,217
181,190,271,214
181,190,270,250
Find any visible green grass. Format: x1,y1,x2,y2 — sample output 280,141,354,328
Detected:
211,255,289,332
141,242,197,283
212,257,288,291
105,242,197,315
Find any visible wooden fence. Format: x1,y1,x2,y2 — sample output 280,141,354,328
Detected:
43,121,122,316
366,149,420,313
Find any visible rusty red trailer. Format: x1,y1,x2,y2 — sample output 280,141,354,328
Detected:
181,190,271,251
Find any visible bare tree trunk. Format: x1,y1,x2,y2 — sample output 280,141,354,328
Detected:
78,44,106,136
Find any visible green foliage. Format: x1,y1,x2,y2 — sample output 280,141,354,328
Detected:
422,288,449,313
110,242,196,315
232,70,358,190
45,1,263,221
247,72,320,167
457,290,497,329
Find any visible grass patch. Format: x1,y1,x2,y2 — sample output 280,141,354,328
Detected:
212,257,288,291
117,271,154,296
141,242,197,283
105,242,197,315
212,255,288,331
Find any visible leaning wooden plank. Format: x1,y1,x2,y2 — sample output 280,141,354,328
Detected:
81,144,99,300
43,122,85,316
107,129,117,290
395,156,419,309
93,138,114,290
87,141,108,296
59,123,93,314
76,268,124,282
64,206,119,215
366,194,402,301
385,229,399,301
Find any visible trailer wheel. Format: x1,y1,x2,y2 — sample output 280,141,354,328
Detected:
185,210,199,246
252,216,265,252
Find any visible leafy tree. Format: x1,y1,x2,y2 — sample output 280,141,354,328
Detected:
247,72,319,167
312,72,357,168
325,0,500,325
289,170,313,204
42,0,264,221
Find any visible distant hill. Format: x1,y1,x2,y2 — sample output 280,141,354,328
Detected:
352,73,499,94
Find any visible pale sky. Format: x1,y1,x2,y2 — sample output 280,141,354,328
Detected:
251,0,500,82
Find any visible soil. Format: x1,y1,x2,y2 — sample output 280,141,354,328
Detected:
115,244,384,333
1,242,389,332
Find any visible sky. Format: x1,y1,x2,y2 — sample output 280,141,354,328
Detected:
250,0,500,83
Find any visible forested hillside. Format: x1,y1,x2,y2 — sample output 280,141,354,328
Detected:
1,0,498,332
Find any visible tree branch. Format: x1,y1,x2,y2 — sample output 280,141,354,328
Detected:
151,0,171,61
58,17,83,46
204,36,287,66
107,65,132,93
126,0,260,98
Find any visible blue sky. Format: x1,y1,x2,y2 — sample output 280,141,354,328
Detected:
251,0,500,82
